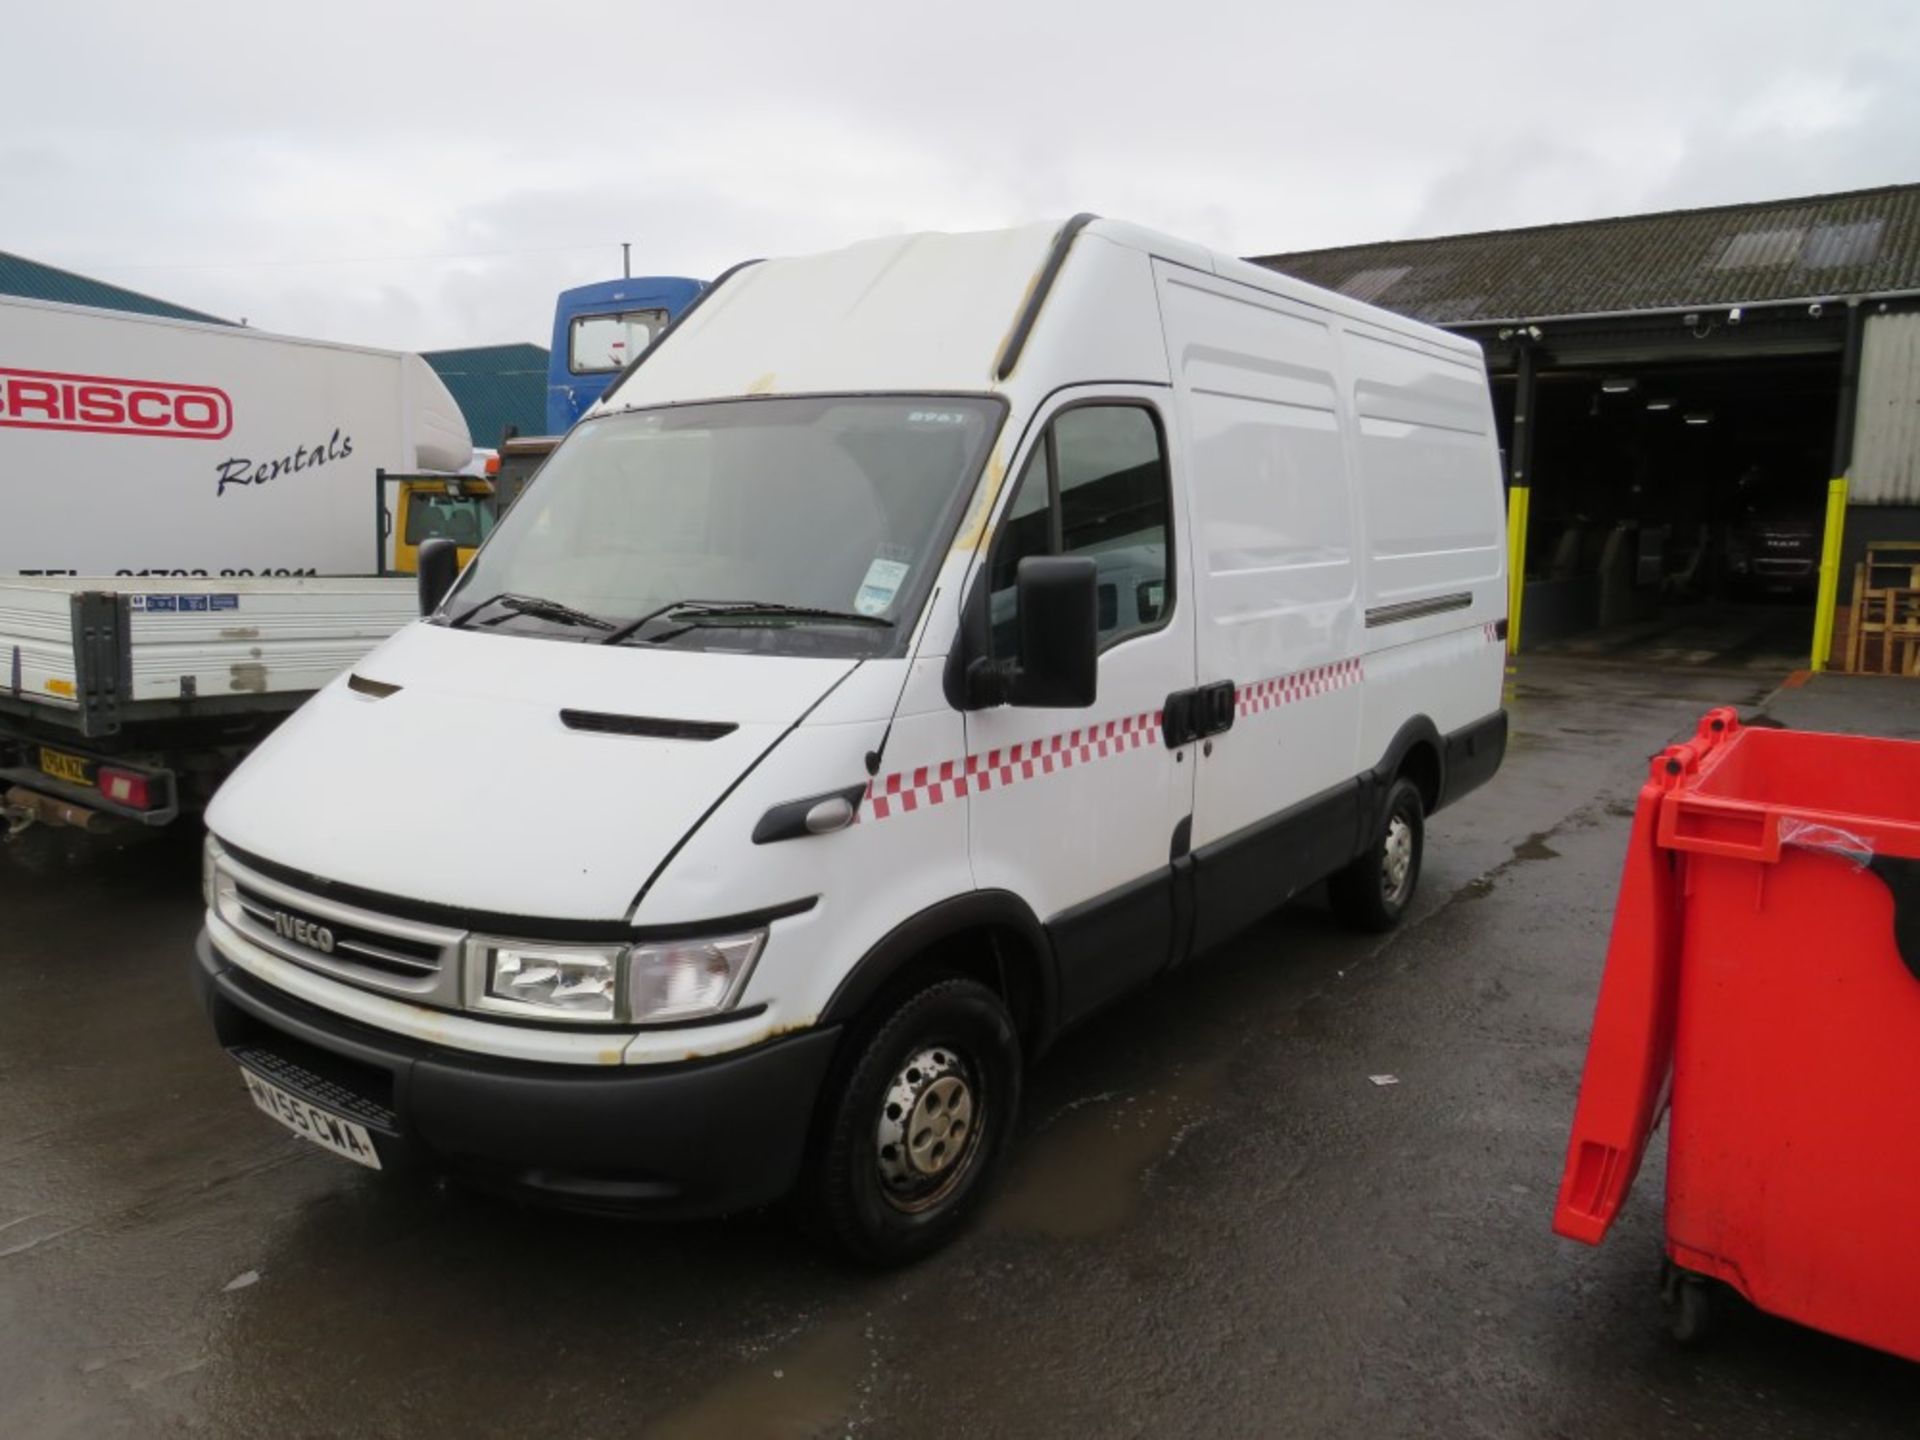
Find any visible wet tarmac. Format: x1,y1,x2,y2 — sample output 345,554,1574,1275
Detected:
4,656,1919,1438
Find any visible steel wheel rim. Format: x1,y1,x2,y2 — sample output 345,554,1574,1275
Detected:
875,1045,982,1213
1381,814,1414,904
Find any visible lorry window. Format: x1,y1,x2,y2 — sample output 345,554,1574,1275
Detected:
405,493,496,548
569,309,670,374
444,395,1003,658
989,404,1171,661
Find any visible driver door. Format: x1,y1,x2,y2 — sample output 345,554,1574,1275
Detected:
965,389,1196,1024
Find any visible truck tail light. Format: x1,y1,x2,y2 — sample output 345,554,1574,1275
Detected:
98,767,154,810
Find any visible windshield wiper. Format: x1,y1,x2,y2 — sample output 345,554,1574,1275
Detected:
601,599,893,646
450,592,615,632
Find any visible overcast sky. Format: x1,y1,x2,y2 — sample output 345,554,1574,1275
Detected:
6,1,1918,353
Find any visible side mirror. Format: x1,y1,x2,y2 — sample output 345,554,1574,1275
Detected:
961,555,1098,709
417,537,461,616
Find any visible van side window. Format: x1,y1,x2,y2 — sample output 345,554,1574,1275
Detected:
988,404,1172,662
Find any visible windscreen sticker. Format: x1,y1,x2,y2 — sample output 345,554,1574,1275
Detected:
854,557,911,616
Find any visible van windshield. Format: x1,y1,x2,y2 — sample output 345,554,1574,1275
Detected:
442,395,1004,657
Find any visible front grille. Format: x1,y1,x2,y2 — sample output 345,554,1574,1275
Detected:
233,883,442,978
215,854,467,1007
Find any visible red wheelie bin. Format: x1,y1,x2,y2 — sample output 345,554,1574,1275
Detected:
1553,707,1920,1359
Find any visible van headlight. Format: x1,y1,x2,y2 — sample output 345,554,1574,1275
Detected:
483,943,625,1019
470,930,766,1023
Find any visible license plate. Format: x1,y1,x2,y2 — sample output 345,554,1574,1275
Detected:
37,746,93,786
239,1067,383,1170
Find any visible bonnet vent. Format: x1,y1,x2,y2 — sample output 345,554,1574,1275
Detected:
559,710,737,741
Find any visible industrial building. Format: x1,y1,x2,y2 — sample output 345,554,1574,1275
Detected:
1258,185,1920,668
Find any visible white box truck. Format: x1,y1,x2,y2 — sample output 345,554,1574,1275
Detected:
193,218,1508,1262
0,295,472,841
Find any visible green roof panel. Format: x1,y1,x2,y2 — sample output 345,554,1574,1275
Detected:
0,251,231,324
422,343,549,450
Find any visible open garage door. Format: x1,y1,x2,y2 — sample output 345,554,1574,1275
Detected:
1496,352,1841,670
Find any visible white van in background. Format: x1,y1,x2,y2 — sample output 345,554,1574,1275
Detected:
193,217,1507,1262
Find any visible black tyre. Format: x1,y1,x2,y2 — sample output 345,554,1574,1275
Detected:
804,976,1021,1266
1330,776,1424,933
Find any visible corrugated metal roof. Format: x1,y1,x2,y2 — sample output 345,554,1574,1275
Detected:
423,343,548,449
1251,185,1920,325
0,250,232,324
1852,310,1920,506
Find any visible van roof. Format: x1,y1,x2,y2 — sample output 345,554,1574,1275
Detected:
599,218,1479,411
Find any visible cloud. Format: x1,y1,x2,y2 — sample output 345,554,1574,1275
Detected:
4,0,1917,351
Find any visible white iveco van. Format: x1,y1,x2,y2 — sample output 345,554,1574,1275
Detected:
195,217,1507,1262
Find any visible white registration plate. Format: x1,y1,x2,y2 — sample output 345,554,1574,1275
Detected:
240,1067,383,1170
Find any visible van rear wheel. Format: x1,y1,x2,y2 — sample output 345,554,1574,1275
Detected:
803,976,1021,1266
1330,776,1424,933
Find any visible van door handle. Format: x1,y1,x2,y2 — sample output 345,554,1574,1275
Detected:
1162,681,1237,748
1203,681,1236,736
1162,690,1196,748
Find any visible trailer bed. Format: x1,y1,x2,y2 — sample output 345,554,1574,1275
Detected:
2,575,416,736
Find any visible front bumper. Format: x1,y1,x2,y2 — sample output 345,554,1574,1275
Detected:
194,930,841,1216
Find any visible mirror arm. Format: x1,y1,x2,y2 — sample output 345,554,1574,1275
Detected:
963,655,1011,709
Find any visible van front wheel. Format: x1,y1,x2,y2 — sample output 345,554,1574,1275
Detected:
803,976,1021,1265
1330,776,1424,932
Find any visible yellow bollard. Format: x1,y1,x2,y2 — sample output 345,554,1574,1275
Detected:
1810,477,1849,673
1505,485,1531,656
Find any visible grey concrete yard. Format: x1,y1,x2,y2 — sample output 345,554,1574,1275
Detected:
2,656,1917,1439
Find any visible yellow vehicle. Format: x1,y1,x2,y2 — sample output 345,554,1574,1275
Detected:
381,471,498,575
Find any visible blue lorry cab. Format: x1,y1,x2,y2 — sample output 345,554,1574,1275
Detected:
547,276,705,434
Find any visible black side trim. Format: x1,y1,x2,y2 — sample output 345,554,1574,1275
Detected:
1047,866,1174,1026
599,257,762,405
1357,715,1445,836
1364,592,1473,628
560,709,737,741
1867,857,1920,983
1170,815,1192,861
819,890,1057,1041
1438,709,1508,812
994,214,1097,382
1188,780,1362,957
216,836,816,941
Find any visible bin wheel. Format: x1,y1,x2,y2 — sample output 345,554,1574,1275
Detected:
1665,1270,1717,1347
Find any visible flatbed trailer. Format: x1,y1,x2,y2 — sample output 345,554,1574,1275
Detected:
1,575,413,832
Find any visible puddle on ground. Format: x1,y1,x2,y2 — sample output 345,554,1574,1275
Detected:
646,1316,870,1440
988,1058,1228,1239
1511,833,1560,862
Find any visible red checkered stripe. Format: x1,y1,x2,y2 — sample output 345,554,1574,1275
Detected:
1234,656,1363,717
865,657,1369,823
865,710,1164,820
